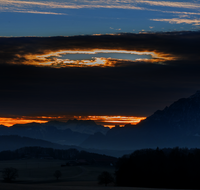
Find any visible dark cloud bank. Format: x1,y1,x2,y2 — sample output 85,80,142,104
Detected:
0,31,200,117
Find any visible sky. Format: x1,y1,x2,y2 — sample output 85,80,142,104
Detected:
0,0,200,126
1,0,200,36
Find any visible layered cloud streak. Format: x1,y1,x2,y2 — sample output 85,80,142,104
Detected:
1,32,198,68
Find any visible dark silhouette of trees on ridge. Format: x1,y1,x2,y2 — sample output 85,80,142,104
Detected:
115,147,200,189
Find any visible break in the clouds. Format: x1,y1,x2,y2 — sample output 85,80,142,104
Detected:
0,31,200,118
0,32,199,67
0,0,200,36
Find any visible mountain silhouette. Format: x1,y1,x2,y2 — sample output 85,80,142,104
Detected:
0,122,89,146
52,119,109,135
139,90,200,135
0,119,109,146
81,91,200,150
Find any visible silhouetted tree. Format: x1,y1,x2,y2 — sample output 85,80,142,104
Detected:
98,171,114,186
2,167,18,182
54,170,62,180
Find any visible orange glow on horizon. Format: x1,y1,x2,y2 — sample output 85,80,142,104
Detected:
104,125,116,129
0,117,48,127
73,115,146,126
0,115,146,127
104,124,125,129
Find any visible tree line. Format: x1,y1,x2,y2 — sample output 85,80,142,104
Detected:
115,147,200,189
0,146,117,164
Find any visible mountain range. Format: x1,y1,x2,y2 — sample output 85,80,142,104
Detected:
1,91,200,155
0,119,108,146
81,91,200,149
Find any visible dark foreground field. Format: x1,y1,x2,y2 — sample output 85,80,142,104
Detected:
0,159,193,190
0,159,114,190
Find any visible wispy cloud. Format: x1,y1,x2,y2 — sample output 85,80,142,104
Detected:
0,0,144,11
0,0,68,14
137,0,200,9
12,10,66,15
151,18,200,25
1,0,200,28
161,10,200,16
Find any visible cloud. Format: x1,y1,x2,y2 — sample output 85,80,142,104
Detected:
1,32,199,67
137,0,200,9
4,0,198,10
110,27,121,31
161,10,200,16
151,18,200,25
1,0,200,29
0,0,145,12
0,117,47,127
12,10,66,15
0,31,200,117
4,0,199,15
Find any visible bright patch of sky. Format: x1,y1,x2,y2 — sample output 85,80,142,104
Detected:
50,52,152,61
0,0,200,36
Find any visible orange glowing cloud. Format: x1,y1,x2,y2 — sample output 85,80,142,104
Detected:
73,115,147,126
23,49,175,68
2,34,186,67
0,117,48,127
0,115,146,127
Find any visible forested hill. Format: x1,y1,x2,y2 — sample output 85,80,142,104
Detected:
0,146,117,165
116,147,200,189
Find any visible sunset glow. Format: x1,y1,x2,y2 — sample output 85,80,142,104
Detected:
74,116,146,126
0,115,146,127
0,117,48,127
28,49,174,68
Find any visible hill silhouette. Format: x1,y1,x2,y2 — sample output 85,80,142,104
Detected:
81,91,200,150
115,147,200,189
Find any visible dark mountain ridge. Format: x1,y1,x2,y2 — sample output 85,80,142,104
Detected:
140,90,200,135
50,119,109,135
0,123,89,146
0,135,78,152
81,91,200,150
0,119,109,146
0,145,117,164
0,135,132,157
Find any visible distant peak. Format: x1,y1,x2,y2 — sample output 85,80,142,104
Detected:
189,90,200,99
